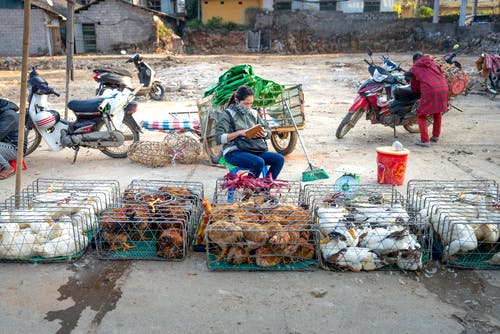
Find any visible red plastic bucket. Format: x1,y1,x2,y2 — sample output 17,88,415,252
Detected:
376,146,410,186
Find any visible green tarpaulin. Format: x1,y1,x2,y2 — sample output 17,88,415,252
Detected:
203,64,285,108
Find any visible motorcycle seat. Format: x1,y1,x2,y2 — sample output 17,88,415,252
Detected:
94,68,132,77
68,98,106,113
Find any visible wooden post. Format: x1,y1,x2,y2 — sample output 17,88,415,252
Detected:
15,0,32,207
65,0,75,119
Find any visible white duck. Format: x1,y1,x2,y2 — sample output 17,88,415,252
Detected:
333,247,385,272
0,223,36,259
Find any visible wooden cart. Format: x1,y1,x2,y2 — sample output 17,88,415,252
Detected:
197,84,306,164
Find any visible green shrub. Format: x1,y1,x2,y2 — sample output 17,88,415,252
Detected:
418,6,433,18
186,19,202,28
206,17,225,29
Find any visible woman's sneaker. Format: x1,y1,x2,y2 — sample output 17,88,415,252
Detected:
430,137,439,143
415,141,431,147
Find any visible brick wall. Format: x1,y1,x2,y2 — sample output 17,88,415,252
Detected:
74,0,157,53
0,9,51,56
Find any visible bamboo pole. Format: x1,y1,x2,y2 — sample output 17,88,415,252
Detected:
14,0,32,207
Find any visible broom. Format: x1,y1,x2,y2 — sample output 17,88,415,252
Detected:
284,101,329,182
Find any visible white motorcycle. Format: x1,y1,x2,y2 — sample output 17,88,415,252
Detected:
25,67,142,162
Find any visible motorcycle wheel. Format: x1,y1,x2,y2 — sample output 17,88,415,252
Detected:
486,73,498,100
98,119,139,158
404,115,433,133
149,82,165,100
270,131,298,156
24,126,42,156
202,113,223,164
336,110,364,139
403,121,421,133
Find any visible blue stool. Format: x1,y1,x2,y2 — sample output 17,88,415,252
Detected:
218,156,268,202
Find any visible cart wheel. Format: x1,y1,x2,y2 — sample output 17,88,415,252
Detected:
203,114,222,164
270,131,298,156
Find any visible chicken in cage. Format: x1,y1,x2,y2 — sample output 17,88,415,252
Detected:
205,201,318,271
0,213,88,260
407,180,499,268
302,184,425,272
96,181,203,260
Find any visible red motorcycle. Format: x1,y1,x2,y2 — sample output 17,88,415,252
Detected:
336,49,421,139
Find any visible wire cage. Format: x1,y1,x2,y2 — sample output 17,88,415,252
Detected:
213,178,302,206
95,180,203,260
205,202,319,271
0,207,90,261
0,178,120,262
301,183,429,272
407,180,499,269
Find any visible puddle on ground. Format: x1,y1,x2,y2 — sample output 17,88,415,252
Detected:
45,254,131,334
420,262,499,333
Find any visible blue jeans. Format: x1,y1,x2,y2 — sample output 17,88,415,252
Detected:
225,150,284,179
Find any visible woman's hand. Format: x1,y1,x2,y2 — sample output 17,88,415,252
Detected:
251,129,267,139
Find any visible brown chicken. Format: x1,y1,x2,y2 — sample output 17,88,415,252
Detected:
122,189,145,204
158,186,196,206
123,203,150,241
289,237,315,262
255,245,282,267
156,228,184,259
226,246,247,265
207,220,244,260
238,222,270,263
100,208,135,251
194,198,212,245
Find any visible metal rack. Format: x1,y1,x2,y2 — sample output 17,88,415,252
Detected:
407,179,499,269
0,178,120,261
205,202,318,271
95,180,203,260
302,184,428,272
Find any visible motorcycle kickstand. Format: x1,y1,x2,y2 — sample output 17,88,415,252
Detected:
72,147,80,164
393,121,398,139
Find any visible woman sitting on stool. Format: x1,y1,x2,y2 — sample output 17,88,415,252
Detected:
215,86,284,178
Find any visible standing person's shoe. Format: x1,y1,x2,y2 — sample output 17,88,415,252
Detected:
430,137,439,143
415,141,431,147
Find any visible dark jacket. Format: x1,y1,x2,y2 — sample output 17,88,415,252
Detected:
410,55,449,115
0,98,24,152
215,105,271,155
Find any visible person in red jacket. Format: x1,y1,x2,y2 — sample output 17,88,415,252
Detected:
410,52,449,147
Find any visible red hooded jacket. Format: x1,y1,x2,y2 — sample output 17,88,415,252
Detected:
410,55,448,115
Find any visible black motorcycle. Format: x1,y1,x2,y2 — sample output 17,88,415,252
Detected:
93,53,166,100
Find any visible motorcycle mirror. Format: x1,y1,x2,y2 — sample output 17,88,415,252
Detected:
120,50,127,55
453,44,459,50
367,48,373,57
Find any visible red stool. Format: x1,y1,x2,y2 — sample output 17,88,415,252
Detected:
8,160,27,171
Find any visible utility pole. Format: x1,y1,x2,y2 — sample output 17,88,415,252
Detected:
65,0,75,119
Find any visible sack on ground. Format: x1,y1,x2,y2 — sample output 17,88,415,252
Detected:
234,136,268,153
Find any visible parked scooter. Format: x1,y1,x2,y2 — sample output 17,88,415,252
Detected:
93,53,166,100
25,67,142,162
476,49,500,99
336,49,422,139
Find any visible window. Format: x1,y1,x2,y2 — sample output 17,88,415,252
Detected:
275,1,292,10
364,0,380,12
320,1,337,11
147,0,161,11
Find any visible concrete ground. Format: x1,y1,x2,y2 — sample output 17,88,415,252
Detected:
0,54,499,334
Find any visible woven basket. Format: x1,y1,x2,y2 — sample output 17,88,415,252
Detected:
128,141,170,168
162,132,202,165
